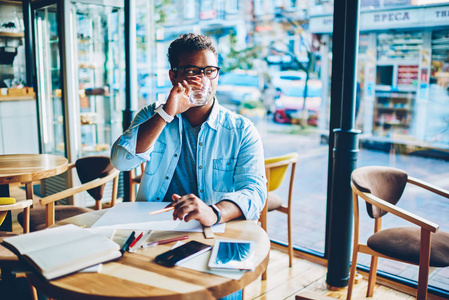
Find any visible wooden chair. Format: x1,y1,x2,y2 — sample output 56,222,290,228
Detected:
0,198,33,233
129,163,144,201
347,166,449,300
260,152,298,279
18,156,120,231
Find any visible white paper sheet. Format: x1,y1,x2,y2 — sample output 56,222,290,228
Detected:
91,202,225,233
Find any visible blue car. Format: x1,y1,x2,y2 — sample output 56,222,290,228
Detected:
215,71,263,111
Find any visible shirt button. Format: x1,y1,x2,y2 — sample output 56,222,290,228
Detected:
156,197,160,200
199,142,203,146
199,166,202,169
174,154,178,157
166,176,169,180
200,190,203,193
227,162,230,165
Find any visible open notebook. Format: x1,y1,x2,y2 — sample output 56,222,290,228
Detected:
2,224,121,280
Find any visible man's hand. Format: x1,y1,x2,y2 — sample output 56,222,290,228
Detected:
164,80,199,116
170,193,218,226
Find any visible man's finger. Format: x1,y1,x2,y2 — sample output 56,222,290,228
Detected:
183,211,200,223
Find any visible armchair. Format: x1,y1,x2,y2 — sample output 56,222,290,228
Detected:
347,166,449,300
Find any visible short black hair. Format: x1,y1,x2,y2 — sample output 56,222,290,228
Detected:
167,33,218,69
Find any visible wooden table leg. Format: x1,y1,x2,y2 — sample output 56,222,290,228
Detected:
25,182,34,208
23,206,30,233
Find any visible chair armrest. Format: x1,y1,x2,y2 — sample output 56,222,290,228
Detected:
265,157,297,169
39,169,120,206
353,183,439,233
67,162,76,170
408,176,449,199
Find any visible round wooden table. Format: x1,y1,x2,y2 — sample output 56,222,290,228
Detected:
27,210,271,300
0,154,68,192
0,154,68,232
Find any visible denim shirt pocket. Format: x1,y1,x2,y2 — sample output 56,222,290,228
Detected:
212,158,237,192
145,140,167,175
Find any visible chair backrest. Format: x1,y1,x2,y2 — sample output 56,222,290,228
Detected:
265,152,299,192
351,166,408,218
75,155,116,200
38,155,120,228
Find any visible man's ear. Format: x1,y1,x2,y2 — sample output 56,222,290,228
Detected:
169,70,177,86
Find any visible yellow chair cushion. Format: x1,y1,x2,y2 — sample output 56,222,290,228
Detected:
0,197,16,205
265,153,299,191
0,197,16,225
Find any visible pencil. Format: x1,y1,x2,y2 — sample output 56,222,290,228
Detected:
141,235,189,249
148,206,175,215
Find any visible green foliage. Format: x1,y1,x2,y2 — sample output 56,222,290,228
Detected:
155,0,173,24
221,33,263,73
240,100,264,110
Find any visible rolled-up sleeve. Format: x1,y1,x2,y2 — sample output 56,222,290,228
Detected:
110,106,155,171
219,124,267,220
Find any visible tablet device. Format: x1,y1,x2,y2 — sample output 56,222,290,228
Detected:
208,239,255,271
155,240,211,267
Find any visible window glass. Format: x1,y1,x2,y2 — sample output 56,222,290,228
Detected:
135,0,449,293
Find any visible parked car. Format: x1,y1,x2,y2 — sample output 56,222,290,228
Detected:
273,80,322,126
216,71,263,111
271,70,308,90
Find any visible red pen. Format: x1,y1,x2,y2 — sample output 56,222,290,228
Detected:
129,232,143,249
141,235,189,249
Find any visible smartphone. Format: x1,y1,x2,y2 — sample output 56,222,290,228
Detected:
155,241,211,267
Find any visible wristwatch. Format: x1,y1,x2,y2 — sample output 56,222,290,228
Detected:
210,204,222,226
155,104,174,123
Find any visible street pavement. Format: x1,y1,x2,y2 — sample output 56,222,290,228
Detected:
255,118,449,292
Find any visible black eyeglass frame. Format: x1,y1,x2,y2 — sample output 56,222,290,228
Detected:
172,66,221,79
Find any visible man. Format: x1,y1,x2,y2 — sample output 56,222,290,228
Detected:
111,33,266,227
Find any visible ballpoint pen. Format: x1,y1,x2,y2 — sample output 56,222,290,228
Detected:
120,231,135,253
141,235,189,249
128,231,143,249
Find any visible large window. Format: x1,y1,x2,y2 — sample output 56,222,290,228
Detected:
133,0,449,295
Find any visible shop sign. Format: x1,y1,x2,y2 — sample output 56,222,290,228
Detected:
200,10,217,20
309,4,449,33
309,16,333,33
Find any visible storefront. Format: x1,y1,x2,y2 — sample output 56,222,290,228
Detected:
310,3,449,151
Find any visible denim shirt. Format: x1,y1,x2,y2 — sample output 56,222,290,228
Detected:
110,100,267,220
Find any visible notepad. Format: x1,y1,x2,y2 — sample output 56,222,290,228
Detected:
2,224,121,280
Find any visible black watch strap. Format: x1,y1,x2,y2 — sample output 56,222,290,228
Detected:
210,204,221,226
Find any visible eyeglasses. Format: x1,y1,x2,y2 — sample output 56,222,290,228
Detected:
172,66,220,79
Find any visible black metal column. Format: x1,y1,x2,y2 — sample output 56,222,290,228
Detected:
22,0,33,88
325,0,361,288
123,0,137,202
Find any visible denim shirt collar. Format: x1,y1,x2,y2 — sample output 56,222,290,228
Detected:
203,97,220,131
175,97,221,131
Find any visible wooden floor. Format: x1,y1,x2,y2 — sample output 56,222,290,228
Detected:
243,248,419,300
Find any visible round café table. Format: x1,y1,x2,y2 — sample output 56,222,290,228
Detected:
0,154,68,232
27,210,271,300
